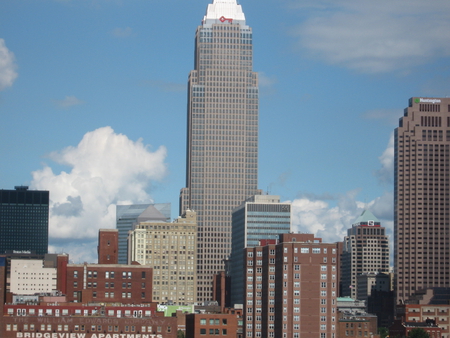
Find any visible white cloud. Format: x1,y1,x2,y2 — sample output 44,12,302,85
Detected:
288,189,393,243
0,38,18,90
53,95,84,109
291,0,450,73
289,189,364,243
375,132,395,185
111,27,133,38
30,126,167,262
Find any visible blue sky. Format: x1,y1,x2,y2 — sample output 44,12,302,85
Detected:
1,0,450,262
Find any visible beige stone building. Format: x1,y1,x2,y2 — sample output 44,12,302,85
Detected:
394,97,450,301
128,209,197,305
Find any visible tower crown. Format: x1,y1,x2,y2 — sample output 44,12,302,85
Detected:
203,0,246,26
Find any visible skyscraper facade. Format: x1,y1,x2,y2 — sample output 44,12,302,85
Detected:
341,210,389,299
180,0,261,302
230,195,291,306
0,186,49,255
394,97,450,302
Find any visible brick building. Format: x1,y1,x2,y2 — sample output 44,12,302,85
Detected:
98,228,119,264
244,233,340,338
63,261,153,304
337,311,379,338
397,303,450,338
2,302,176,338
185,308,244,338
389,319,442,338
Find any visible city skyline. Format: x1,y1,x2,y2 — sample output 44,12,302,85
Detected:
1,0,450,262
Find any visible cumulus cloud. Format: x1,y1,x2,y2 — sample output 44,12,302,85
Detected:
111,27,133,38
30,126,167,262
0,38,18,90
375,132,395,185
53,95,84,109
289,189,393,243
291,0,450,73
289,190,364,243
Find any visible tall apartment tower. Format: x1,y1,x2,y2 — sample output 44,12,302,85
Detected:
180,0,261,302
341,210,389,299
230,195,291,306
395,97,450,302
244,233,339,338
0,186,49,255
128,209,198,305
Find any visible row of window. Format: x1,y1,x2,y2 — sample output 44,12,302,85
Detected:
73,271,146,279
6,324,167,333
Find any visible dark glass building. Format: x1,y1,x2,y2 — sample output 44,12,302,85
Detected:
0,186,49,255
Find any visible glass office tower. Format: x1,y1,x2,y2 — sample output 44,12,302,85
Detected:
180,0,261,302
0,186,49,255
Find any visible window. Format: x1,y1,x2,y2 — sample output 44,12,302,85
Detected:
301,248,309,253
313,248,321,254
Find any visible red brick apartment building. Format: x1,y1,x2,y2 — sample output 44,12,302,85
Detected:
244,233,340,338
185,308,244,338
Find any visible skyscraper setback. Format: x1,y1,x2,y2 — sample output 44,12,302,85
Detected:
180,0,261,302
394,97,450,302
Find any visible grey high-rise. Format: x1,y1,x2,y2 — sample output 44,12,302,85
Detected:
394,97,450,302
180,0,261,302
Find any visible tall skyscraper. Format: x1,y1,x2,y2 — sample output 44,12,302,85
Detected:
394,97,450,302
341,210,389,299
180,0,261,302
0,186,49,255
230,195,291,306
116,203,171,264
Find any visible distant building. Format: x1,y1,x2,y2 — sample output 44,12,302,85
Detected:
244,233,340,338
0,186,49,255
394,97,450,301
63,260,153,304
98,228,119,264
116,203,171,264
356,272,392,302
337,311,379,338
396,288,450,338
341,210,389,299
230,195,291,307
185,308,244,338
389,319,442,338
128,209,197,305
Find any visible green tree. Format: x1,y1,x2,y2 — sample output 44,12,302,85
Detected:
407,328,430,338
378,327,389,338
177,330,185,338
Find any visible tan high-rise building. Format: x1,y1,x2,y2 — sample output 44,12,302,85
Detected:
341,210,389,299
180,0,261,302
394,97,450,302
128,209,197,305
